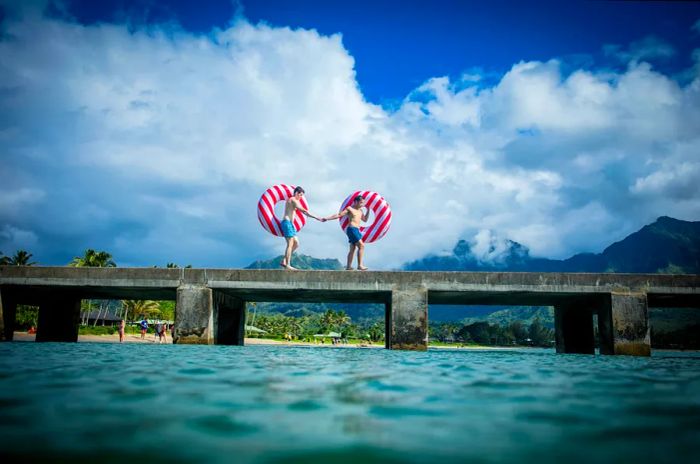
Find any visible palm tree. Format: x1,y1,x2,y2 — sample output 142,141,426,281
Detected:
69,249,116,268
6,250,36,266
69,249,116,325
320,309,337,332
121,300,161,322
0,252,9,265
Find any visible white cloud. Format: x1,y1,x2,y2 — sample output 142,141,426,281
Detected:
603,36,676,64
0,9,699,267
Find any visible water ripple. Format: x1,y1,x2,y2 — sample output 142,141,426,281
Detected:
0,343,699,463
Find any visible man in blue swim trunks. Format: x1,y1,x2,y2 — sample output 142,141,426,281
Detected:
324,195,370,270
281,186,324,270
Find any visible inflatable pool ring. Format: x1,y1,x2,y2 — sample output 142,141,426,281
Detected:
338,190,391,243
257,184,309,237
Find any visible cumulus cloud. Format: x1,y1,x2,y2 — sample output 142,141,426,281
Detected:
1,3,699,267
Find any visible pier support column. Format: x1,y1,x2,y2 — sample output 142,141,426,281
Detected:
554,301,595,354
213,291,245,345
598,292,650,356
175,285,213,344
386,286,428,351
0,289,17,341
36,292,81,342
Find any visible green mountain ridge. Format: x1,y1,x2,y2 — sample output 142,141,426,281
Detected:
246,217,700,335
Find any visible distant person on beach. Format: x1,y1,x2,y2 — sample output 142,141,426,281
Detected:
155,321,162,342
171,323,175,340
140,318,148,340
324,195,370,270
280,186,324,270
118,319,125,343
160,323,167,344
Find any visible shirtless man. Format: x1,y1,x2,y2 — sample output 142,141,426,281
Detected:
280,186,323,270
324,195,370,270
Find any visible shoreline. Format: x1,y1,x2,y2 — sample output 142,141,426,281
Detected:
10,332,506,349
9,333,699,352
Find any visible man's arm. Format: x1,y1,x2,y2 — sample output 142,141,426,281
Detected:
292,198,322,221
324,208,349,221
361,208,370,222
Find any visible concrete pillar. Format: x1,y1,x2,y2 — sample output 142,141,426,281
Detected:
174,285,213,344
387,286,428,351
554,301,595,354
36,292,81,342
213,291,246,345
598,292,650,356
0,289,17,341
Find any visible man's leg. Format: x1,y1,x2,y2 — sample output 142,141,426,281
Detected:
346,243,356,269
357,241,367,270
283,237,294,266
284,237,298,269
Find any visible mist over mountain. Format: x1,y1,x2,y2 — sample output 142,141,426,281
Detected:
404,217,700,274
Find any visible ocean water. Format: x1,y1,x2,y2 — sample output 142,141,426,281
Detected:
0,344,699,464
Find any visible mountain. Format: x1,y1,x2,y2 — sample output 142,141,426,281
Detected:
245,254,383,320
245,217,700,336
405,216,700,274
246,254,343,270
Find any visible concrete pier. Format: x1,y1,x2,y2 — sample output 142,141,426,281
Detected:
598,292,651,356
387,286,428,350
175,285,213,344
1,266,698,355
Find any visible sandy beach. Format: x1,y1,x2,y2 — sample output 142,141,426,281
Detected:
10,332,514,349
11,332,384,347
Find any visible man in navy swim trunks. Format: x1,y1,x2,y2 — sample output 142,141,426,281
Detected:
324,195,370,270
281,186,324,270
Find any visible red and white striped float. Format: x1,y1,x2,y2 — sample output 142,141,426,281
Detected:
257,184,309,237
338,190,391,243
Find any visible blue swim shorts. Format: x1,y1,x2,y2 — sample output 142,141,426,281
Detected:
346,226,362,244
280,219,296,238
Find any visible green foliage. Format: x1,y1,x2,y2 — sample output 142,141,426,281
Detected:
122,300,160,321
15,305,38,329
69,249,116,267
158,300,175,320
79,325,116,335
1,250,36,266
431,319,554,347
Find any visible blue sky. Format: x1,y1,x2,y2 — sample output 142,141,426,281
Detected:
1,0,700,268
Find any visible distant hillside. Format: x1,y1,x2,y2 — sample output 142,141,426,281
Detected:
245,254,382,320
246,254,343,270
405,216,700,274
246,217,700,333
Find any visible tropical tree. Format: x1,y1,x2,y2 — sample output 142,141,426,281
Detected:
122,300,161,322
5,250,36,266
166,263,192,268
367,321,385,342
0,252,9,265
69,249,116,268
69,249,116,324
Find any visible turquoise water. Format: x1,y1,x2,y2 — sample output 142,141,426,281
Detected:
1,344,699,463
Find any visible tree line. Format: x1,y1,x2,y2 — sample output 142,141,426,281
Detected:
1,248,181,329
